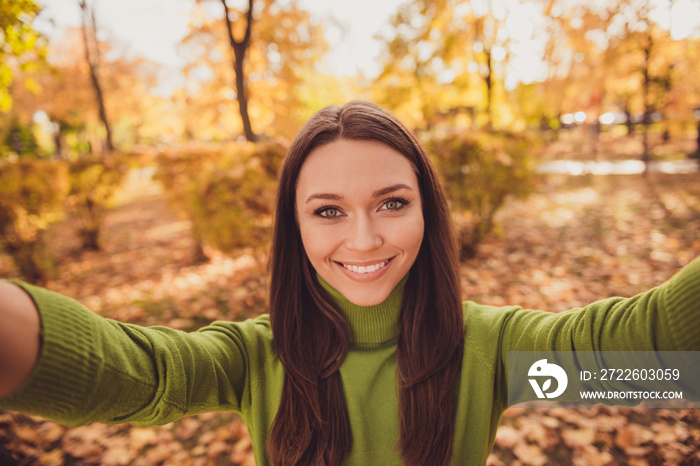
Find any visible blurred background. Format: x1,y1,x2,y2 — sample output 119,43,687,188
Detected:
1,0,700,464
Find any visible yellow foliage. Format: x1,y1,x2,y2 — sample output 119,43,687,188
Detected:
67,154,128,250
0,158,68,282
155,140,287,261
426,131,540,259
179,1,328,141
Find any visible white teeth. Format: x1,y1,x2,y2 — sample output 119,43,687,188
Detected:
343,260,388,274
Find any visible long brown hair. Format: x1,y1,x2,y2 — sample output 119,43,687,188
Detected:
268,101,463,466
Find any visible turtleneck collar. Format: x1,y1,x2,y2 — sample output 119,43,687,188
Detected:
317,274,407,346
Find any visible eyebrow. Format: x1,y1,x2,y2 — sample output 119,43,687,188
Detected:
304,183,414,204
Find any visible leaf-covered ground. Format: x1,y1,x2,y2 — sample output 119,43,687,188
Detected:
1,159,699,465
470,172,700,466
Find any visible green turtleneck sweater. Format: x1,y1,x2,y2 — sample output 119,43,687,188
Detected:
1,257,699,465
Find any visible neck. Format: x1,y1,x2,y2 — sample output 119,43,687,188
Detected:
317,274,407,346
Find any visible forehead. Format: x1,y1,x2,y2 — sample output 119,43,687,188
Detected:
296,139,418,197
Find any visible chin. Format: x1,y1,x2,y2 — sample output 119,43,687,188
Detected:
342,287,393,307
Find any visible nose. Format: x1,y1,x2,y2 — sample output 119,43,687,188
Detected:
345,213,383,252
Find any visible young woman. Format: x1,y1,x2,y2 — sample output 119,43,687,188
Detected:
0,101,698,466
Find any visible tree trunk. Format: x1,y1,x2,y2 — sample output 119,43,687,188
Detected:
4,239,49,285
484,47,493,130
221,0,257,142
234,45,256,142
691,119,700,161
79,197,101,251
190,222,209,264
624,102,634,135
79,0,114,153
52,119,69,160
641,30,653,177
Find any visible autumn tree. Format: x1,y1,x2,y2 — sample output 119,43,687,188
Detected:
191,0,258,141
610,3,684,172
10,28,93,158
78,0,114,152
179,0,328,141
0,0,45,112
537,0,624,156
222,0,256,141
466,1,513,128
539,0,698,167
374,0,475,130
374,0,533,131
625,9,662,172
11,27,165,156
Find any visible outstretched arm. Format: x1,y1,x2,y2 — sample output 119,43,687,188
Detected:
0,281,41,398
0,281,277,427
481,257,699,359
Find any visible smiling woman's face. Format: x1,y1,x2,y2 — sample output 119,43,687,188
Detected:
296,138,424,306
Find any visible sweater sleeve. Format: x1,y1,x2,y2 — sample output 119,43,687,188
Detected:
0,281,274,427
462,257,699,413
499,256,700,355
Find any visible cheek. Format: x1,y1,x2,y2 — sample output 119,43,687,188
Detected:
398,215,424,255
299,222,332,264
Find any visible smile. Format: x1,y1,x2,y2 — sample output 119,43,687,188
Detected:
341,260,390,274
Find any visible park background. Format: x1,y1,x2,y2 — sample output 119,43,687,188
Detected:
1,0,700,464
